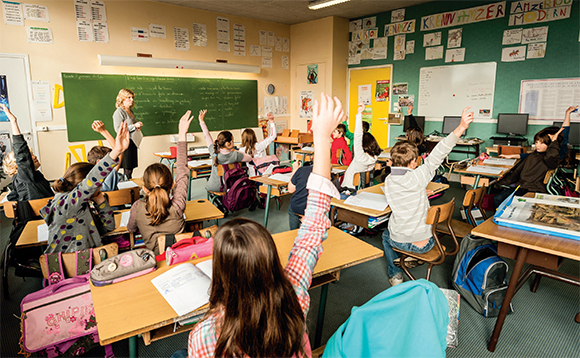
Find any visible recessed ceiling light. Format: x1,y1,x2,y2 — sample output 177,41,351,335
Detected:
308,0,351,11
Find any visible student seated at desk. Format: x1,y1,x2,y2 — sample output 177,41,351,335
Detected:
341,103,381,191
493,125,562,208
41,122,131,254
89,120,122,191
1,104,53,202
127,111,192,255
382,106,473,286
179,93,343,358
287,161,312,230
239,112,277,158
331,123,352,166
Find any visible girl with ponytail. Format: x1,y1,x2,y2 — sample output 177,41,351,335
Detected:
40,122,131,254
198,109,252,193
127,111,194,255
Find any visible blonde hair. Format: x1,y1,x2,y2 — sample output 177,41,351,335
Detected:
2,151,17,176
241,129,257,157
143,163,174,226
115,88,135,109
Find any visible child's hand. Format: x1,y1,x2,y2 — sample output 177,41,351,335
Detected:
198,109,207,123
92,120,106,133
460,106,474,128
357,102,365,115
548,127,564,142
178,110,194,139
312,93,344,139
0,103,16,122
267,112,274,122
565,106,578,116
407,105,413,116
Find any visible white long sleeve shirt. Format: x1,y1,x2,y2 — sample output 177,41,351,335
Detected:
342,114,377,189
239,121,277,158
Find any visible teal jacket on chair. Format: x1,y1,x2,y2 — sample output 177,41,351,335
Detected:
323,279,449,358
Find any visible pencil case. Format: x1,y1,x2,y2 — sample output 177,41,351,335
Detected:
90,249,157,286
166,237,213,266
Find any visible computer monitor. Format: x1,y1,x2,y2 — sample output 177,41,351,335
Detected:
442,116,466,137
553,121,580,146
496,113,529,136
403,115,425,132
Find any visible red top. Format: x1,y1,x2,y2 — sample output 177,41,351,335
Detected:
331,137,352,166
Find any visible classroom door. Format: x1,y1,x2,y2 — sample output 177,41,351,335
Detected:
348,65,392,148
0,54,37,154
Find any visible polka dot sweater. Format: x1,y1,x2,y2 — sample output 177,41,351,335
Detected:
41,154,118,254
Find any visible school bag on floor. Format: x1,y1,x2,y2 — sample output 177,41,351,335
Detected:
219,163,256,212
451,234,513,317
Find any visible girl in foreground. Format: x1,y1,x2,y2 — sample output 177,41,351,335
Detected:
183,94,343,357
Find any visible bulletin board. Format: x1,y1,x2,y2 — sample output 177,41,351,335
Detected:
347,65,392,148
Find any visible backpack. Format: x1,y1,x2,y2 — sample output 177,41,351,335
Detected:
451,234,513,317
219,163,256,212
252,155,280,175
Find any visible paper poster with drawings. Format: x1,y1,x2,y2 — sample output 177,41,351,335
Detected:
349,19,362,32
391,9,405,23
261,57,272,68
406,40,415,54
501,46,526,62
349,42,359,57
275,37,282,51
503,28,522,45
360,48,373,60
362,107,373,131
283,38,289,52
522,26,548,44
398,95,414,108
358,84,372,105
375,80,390,102
394,34,406,60
264,96,287,115
372,48,387,60
300,91,313,118
307,65,318,84
425,45,443,60
363,16,376,29
373,37,387,49
250,45,261,56
447,28,462,48
0,75,9,122
268,31,275,46
259,30,267,45
262,46,273,57
281,55,289,70
445,48,465,62
423,32,441,47
393,83,408,95
348,54,361,65
527,43,546,59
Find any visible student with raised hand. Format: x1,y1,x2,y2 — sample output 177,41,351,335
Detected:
383,106,473,286
183,93,343,358
41,122,130,254
239,112,277,158
198,109,252,193
127,111,193,255
1,104,52,202
341,102,382,191
89,120,122,192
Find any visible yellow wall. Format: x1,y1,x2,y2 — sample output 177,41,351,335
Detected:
1,0,291,179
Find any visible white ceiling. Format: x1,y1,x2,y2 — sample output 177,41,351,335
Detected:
157,0,433,25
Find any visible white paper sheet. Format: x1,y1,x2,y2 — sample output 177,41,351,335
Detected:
188,159,212,168
262,164,276,175
117,181,139,189
193,147,209,154
119,211,131,227
301,146,314,152
3,1,24,26
344,192,388,211
465,165,504,175
37,223,49,242
269,173,292,183
483,158,517,166
196,259,213,280
155,151,172,156
151,263,211,316
31,81,52,122
331,168,345,174
132,130,143,147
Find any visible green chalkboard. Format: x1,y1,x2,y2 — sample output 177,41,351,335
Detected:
62,73,258,142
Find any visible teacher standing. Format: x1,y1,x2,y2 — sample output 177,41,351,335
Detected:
113,88,142,179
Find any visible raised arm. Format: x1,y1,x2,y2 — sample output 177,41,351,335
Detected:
1,104,36,180
353,103,366,159
92,120,116,148
563,106,576,127
255,113,278,151
173,111,194,215
287,161,301,193
198,109,213,146
1,104,20,135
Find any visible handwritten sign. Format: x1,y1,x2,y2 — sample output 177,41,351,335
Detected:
385,20,415,36
510,0,573,14
508,5,571,26
420,1,505,31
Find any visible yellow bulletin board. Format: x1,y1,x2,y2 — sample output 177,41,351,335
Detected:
347,65,392,148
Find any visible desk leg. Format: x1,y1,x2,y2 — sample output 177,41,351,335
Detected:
263,185,272,227
473,175,481,188
488,247,528,352
314,283,330,349
187,170,192,201
128,336,138,358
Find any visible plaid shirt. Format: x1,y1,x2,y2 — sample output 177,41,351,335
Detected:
188,174,335,357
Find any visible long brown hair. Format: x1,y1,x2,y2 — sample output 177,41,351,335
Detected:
213,131,234,166
52,162,93,193
241,129,257,157
143,163,173,225
206,218,307,357
363,132,382,157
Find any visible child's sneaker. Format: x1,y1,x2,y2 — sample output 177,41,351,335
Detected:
389,273,404,287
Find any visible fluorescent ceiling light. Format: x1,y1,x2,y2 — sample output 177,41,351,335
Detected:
308,0,351,10
98,55,261,74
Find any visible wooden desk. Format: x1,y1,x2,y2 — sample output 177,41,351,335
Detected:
186,163,212,200
454,161,516,188
154,150,210,172
250,175,291,227
90,227,383,357
16,199,224,248
330,182,449,228
292,148,314,165
486,145,532,156
472,217,580,352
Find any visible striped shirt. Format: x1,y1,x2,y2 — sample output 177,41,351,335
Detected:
385,133,459,243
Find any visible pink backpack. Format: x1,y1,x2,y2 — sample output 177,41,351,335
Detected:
20,274,113,357
252,155,280,174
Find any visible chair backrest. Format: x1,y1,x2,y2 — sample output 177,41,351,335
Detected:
102,187,140,207
157,225,219,255
462,185,488,226
3,201,16,219
427,198,460,256
498,145,524,156
353,170,372,189
9,197,53,224
216,162,242,177
39,243,119,279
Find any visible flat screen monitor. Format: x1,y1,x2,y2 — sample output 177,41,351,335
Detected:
442,116,466,137
496,113,528,136
553,121,580,146
403,115,425,132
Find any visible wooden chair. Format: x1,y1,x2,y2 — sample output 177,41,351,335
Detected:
436,186,487,238
353,170,373,190
39,243,118,280
394,198,459,281
498,145,525,156
157,225,219,255
102,187,140,207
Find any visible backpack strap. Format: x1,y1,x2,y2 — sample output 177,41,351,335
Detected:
75,249,93,276
45,252,65,285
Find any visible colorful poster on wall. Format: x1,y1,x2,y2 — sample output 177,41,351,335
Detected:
527,43,546,59
300,90,313,118
0,75,8,122
509,1,571,26
519,78,580,120
501,46,526,61
423,32,441,47
425,45,444,60
391,9,405,23
398,95,415,108
406,40,415,54
447,28,462,48
445,48,465,62
393,83,408,95
375,80,390,102
363,16,376,29
307,64,318,84
362,107,373,131
421,1,506,31
358,84,372,105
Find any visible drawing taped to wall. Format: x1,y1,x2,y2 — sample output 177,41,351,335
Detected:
0,75,8,122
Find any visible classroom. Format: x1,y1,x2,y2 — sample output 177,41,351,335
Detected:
1,0,579,357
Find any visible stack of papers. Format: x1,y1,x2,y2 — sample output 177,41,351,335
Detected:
188,159,213,168
483,158,517,166
465,166,504,175
344,192,388,211
269,173,293,183
191,147,210,155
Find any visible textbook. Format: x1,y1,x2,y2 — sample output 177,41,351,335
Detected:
151,260,213,316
